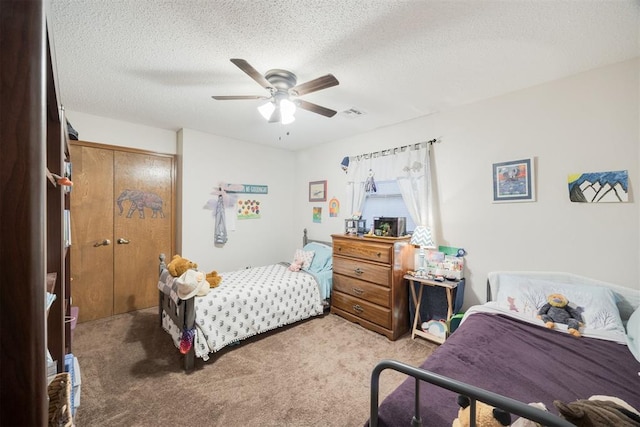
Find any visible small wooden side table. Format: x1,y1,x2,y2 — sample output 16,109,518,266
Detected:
405,274,460,344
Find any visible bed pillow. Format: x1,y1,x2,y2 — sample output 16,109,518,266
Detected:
292,249,315,270
626,307,640,362
303,242,333,273
494,277,625,334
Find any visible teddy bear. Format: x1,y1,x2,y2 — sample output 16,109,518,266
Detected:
205,270,222,288
288,258,304,272
453,395,511,427
536,293,583,337
167,254,198,277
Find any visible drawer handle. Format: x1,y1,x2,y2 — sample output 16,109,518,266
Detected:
353,287,364,296
376,252,381,258
353,304,364,313
354,267,364,275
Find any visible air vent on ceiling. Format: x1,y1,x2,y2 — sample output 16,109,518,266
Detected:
342,107,366,118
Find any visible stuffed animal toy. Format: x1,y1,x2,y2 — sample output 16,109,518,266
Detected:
288,258,304,272
167,254,198,277
510,403,548,427
205,270,222,288
452,395,511,427
537,293,583,337
554,395,640,426
175,269,209,300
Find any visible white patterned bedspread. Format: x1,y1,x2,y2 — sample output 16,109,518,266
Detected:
161,263,324,361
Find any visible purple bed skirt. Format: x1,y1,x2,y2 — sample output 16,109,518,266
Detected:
373,312,639,427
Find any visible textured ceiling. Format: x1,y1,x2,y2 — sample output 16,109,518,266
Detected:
48,0,639,151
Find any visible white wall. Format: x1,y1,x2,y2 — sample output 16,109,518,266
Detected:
65,111,177,154
67,59,639,309
178,128,297,273
295,58,639,308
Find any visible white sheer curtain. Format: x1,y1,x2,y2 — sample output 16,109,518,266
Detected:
346,142,434,229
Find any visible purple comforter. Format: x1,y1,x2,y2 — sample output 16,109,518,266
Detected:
374,312,639,427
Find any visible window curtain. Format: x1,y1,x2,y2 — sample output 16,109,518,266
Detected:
346,142,434,230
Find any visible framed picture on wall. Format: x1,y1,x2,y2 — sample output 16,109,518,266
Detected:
492,158,536,203
309,180,327,202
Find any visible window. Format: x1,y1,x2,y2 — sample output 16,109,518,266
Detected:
360,180,416,234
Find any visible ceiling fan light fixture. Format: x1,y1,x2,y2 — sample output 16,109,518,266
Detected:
280,98,296,125
258,101,276,121
281,113,295,125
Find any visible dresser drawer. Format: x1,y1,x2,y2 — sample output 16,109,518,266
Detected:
332,292,391,329
333,257,391,287
333,274,390,307
333,239,392,264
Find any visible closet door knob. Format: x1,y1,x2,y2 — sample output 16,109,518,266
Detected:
117,238,130,244
93,239,111,247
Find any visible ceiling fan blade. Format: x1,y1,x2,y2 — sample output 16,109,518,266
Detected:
211,95,269,100
230,58,273,90
296,99,337,118
291,74,339,96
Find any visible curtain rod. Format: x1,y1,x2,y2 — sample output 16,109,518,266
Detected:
350,138,437,161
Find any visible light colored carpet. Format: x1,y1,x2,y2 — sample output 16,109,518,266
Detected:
72,308,436,426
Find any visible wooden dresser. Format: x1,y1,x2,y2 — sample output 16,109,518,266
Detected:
331,234,413,340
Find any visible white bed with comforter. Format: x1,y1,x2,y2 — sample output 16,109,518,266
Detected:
158,235,333,370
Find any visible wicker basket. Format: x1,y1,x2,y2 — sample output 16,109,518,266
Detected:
47,372,73,427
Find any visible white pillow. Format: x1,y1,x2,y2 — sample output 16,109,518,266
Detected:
494,277,625,335
292,249,315,270
626,307,640,362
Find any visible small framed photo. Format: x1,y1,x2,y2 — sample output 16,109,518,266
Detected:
492,158,536,203
309,180,327,202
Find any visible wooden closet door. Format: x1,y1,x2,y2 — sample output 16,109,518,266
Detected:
70,143,174,321
113,151,173,314
70,145,115,321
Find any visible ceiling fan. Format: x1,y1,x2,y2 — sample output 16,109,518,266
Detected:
212,58,339,124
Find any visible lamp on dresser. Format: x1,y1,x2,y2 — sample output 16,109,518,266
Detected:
410,226,435,276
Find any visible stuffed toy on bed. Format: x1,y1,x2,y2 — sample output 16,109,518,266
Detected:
167,254,198,277
205,270,222,288
554,395,640,426
288,258,304,272
536,293,583,337
452,395,511,427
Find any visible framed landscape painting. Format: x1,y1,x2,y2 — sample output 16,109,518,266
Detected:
492,158,536,203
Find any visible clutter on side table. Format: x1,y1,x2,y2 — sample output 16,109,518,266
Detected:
425,246,465,281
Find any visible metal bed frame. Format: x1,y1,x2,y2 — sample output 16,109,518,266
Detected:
370,359,573,427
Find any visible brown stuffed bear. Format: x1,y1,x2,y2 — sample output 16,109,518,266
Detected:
205,270,222,288
452,395,511,427
167,254,198,277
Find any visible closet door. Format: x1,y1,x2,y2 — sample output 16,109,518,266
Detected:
113,150,173,314
70,142,174,321
69,144,115,321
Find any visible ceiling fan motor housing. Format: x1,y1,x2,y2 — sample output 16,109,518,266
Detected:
264,69,297,91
